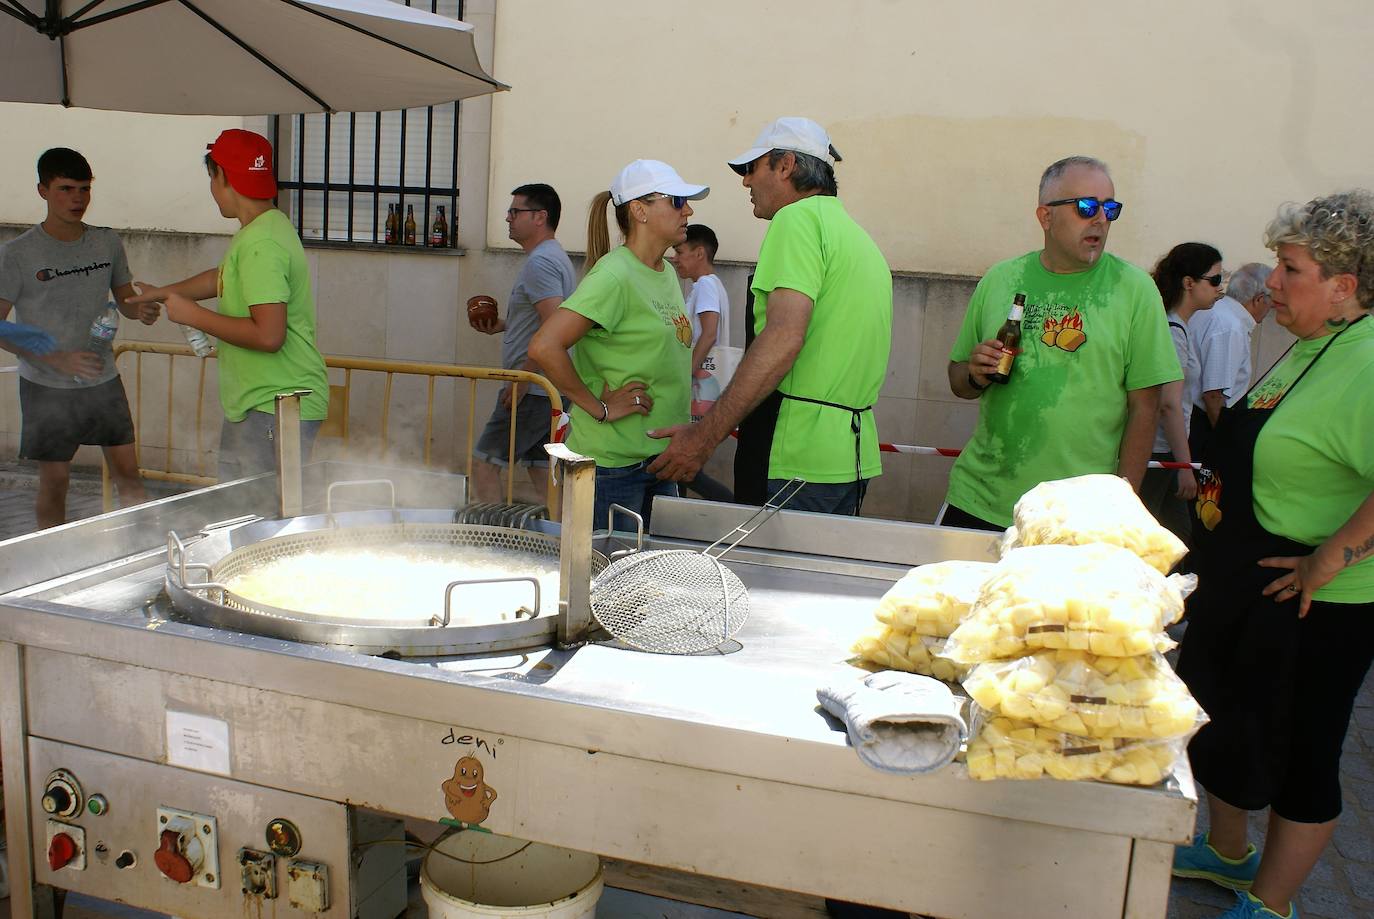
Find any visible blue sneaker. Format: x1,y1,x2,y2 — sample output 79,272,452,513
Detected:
1172,832,1259,889
1216,889,1298,918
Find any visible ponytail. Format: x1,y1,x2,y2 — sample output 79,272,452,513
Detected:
1151,242,1222,310
584,190,632,271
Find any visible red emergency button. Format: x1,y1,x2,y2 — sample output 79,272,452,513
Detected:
154,829,194,883
48,832,77,871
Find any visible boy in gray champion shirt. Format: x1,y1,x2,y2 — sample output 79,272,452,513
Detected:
0,148,160,527
469,183,576,504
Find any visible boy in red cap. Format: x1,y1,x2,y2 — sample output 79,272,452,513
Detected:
130,129,328,480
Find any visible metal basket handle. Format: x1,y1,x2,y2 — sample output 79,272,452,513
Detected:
600,503,645,559
703,477,806,561
439,577,542,627
325,479,398,515
165,530,229,595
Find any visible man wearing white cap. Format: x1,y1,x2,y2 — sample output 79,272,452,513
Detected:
648,117,893,515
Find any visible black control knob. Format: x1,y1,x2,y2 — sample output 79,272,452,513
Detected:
115,850,137,870
41,786,72,815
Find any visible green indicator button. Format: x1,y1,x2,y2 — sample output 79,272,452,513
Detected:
87,795,108,816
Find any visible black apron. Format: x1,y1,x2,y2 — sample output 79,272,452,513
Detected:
733,276,871,510
1178,316,1364,807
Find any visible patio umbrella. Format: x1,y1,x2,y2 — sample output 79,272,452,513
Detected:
0,0,507,115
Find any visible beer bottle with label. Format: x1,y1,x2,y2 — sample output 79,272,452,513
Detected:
430,205,448,247
384,203,398,245
989,293,1025,385
403,205,417,245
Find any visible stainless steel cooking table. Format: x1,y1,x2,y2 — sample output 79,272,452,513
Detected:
0,462,1196,918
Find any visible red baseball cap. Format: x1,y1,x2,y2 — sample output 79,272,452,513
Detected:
206,129,277,200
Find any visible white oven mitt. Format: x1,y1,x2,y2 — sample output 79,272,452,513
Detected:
817,671,967,775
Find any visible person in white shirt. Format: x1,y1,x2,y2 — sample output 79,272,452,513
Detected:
670,224,734,502
1141,242,1223,539
1187,262,1273,457
671,224,730,372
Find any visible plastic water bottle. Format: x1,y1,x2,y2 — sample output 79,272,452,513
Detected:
75,302,120,382
87,302,120,351
181,324,215,357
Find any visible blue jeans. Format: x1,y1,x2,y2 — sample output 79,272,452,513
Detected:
766,478,868,516
595,459,679,532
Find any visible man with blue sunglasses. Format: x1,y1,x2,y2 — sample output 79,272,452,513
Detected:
939,155,1182,531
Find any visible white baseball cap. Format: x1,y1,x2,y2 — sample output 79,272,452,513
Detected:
609,160,710,207
727,116,842,175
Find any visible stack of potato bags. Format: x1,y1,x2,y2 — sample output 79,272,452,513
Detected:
945,476,1206,785
851,560,995,682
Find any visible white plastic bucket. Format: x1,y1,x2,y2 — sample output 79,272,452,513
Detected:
421,831,603,919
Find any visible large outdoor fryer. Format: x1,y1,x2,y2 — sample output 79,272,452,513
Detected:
0,459,1197,918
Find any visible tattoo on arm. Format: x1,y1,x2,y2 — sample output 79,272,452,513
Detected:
1345,534,1374,567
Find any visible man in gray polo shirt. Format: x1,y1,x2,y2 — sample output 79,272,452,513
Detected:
0,148,159,527
469,183,575,505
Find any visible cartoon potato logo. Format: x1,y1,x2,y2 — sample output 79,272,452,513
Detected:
1041,311,1087,352
673,313,693,347
442,756,497,826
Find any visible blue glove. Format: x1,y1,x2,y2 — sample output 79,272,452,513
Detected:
0,320,58,355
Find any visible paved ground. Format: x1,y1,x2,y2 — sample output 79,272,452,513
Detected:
0,466,1371,918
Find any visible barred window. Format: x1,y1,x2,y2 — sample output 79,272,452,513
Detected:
274,0,462,249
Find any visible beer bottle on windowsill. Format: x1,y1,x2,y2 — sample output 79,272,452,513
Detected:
384,203,398,245
431,205,448,247
403,205,417,246
989,293,1025,385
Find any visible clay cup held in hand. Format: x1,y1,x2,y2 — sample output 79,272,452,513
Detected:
467,295,499,331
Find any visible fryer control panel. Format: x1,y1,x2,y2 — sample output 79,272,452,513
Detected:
27,739,375,914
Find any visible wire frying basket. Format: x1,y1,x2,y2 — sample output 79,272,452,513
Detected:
589,479,805,654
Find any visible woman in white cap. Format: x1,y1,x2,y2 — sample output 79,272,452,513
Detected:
529,159,708,528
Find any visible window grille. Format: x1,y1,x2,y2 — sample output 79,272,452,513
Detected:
274,0,462,249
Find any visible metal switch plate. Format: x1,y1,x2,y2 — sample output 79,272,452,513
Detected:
238,848,277,897
286,859,329,910
155,807,221,889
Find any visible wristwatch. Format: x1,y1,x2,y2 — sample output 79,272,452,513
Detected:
967,371,989,393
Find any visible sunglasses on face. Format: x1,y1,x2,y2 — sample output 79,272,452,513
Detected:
1198,273,1225,287
642,193,688,209
1044,197,1124,221
506,207,543,217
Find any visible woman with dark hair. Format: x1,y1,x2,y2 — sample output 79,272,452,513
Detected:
1172,192,1374,919
1140,242,1223,538
529,160,708,528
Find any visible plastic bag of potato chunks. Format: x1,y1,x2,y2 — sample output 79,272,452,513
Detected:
963,649,1206,739
852,625,969,683
1007,474,1188,575
964,715,1184,785
942,544,1195,663
872,560,995,638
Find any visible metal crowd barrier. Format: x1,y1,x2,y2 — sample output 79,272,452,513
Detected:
103,341,563,514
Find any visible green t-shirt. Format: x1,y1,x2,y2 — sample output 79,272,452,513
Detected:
216,209,329,422
751,196,893,482
561,246,691,467
946,251,1181,527
1249,317,1374,602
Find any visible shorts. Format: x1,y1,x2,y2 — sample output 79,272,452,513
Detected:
19,376,136,462
1179,578,1374,823
218,411,322,482
473,393,555,468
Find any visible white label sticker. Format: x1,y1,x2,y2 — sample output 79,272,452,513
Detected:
165,711,231,776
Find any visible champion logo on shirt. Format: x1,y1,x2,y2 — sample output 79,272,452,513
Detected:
35,260,113,283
